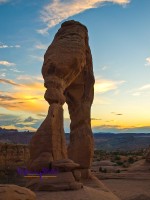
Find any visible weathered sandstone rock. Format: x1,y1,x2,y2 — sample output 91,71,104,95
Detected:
28,20,95,174
52,159,80,172
26,172,83,191
0,143,29,170
73,170,81,181
0,184,36,200
28,104,67,171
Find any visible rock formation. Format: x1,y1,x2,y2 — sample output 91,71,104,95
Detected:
0,143,29,170
0,184,36,200
26,171,83,191
146,148,150,162
28,20,95,176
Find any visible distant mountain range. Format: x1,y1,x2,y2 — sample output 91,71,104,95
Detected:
0,128,150,151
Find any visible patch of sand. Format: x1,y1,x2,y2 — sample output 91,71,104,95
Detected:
102,179,150,200
36,186,120,200
35,176,120,200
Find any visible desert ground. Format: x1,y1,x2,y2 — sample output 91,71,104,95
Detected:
103,179,150,200
95,159,150,199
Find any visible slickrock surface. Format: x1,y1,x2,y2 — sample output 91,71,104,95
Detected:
0,184,36,200
103,179,150,200
36,186,120,200
28,20,95,172
35,176,120,200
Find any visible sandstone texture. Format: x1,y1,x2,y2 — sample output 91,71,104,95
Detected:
28,104,67,171
0,143,29,170
52,159,80,172
35,176,120,200
0,184,36,200
128,194,150,200
28,20,95,173
26,171,83,191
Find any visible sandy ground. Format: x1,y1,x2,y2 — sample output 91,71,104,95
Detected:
102,179,150,200
33,160,150,200
35,176,120,200
95,160,150,200
36,186,120,200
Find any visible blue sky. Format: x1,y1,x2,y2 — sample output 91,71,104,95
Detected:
0,0,150,133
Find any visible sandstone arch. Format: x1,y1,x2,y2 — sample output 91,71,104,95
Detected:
28,20,95,172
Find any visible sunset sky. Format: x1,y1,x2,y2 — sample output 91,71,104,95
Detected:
0,0,150,133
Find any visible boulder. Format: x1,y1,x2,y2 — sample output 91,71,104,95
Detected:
0,184,36,200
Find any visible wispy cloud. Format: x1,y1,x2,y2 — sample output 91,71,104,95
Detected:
0,78,21,86
102,66,109,71
0,114,22,127
0,114,42,132
94,78,125,93
145,57,150,66
0,60,16,67
111,112,123,116
0,72,6,77
0,0,9,4
132,84,150,96
37,0,130,35
139,84,150,91
0,77,47,113
0,43,20,48
16,74,43,81
0,94,17,101
30,55,44,62
35,43,47,50
9,68,23,73
91,118,102,120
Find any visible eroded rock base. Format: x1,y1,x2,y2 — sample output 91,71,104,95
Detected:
0,184,36,200
26,172,83,191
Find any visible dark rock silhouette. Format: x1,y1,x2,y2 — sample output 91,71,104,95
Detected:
146,148,150,162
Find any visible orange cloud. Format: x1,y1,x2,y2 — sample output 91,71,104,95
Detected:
0,77,48,113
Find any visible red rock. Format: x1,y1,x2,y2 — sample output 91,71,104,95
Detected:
52,159,80,171
28,20,94,173
26,172,83,191
0,184,36,200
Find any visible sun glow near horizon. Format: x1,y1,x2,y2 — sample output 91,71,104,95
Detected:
0,0,150,133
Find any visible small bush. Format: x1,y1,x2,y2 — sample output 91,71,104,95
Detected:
128,157,134,164
99,167,107,173
116,169,121,173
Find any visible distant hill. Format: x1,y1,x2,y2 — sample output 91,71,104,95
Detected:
0,127,33,144
0,128,150,151
93,133,150,151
